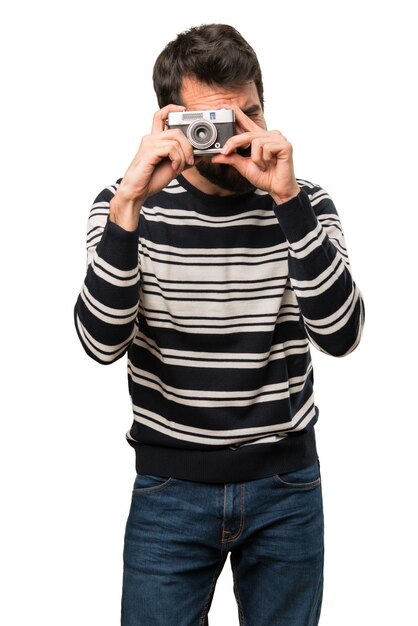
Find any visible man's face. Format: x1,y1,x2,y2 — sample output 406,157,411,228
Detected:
179,77,266,193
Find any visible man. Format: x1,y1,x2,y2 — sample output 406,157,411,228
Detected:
74,23,364,626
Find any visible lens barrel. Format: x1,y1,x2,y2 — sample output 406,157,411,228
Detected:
187,119,217,150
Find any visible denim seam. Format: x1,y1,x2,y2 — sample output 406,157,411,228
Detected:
199,555,227,626
273,476,321,490
306,547,324,625
132,477,174,493
230,554,247,626
222,483,245,543
221,485,228,542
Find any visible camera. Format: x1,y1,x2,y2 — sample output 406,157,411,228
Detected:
167,109,235,155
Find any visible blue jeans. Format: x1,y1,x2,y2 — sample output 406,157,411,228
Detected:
121,462,324,625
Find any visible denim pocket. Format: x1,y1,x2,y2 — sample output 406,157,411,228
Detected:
272,462,321,490
132,473,174,494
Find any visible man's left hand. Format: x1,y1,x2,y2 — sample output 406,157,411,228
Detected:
211,108,300,204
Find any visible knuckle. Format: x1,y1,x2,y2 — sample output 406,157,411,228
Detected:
166,128,185,144
173,128,186,140
140,134,151,148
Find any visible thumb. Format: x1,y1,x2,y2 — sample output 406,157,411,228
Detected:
211,152,245,171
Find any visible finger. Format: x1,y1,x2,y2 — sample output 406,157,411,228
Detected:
151,104,186,134
221,131,258,155
184,155,203,170
263,130,287,144
222,131,271,155
211,151,247,174
234,106,266,132
160,128,195,165
215,104,266,136
145,138,186,174
164,142,186,174
262,143,278,164
251,138,268,171
261,138,292,162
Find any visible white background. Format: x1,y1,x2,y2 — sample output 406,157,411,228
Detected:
1,0,417,624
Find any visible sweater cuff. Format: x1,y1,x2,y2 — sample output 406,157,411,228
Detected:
272,189,319,244
95,217,140,270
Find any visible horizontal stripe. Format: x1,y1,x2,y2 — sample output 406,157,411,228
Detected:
310,191,332,207
133,330,309,368
91,251,139,279
289,222,325,257
304,285,359,331
138,311,299,334
139,289,285,312
140,261,289,285
292,255,345,297
142,278,288,294
138,309,299,328
142,283,287,300
90,201,110,210
140,237,289,259
138,304,279,323
142,273,290,286
127,394,316,446
82,284,138,318
162,185,187,194
163,180,187,191
128,360,312,407
296,178,316,189
80,289,137,325
228,433,286,447
329,239,349,260
142,251,289,268
141,205,278,227
317,213,342,224
76,315,135,362
91,258,139,288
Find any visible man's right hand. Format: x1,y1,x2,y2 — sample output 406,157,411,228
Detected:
109,105,195,231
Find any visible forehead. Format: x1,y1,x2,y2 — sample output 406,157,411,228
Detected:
180,77,261,110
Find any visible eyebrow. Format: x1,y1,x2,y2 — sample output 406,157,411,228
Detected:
243,104,262,116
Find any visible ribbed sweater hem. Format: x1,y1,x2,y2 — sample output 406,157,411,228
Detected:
129,427,318,483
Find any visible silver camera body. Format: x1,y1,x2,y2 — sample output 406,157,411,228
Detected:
167,109,235,155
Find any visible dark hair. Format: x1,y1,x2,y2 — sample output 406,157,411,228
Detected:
153,24,264,108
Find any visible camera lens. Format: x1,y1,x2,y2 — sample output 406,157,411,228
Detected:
187,119,217,150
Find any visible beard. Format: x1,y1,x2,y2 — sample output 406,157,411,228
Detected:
195,159,255,194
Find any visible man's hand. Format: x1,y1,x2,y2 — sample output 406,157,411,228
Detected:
109,105,195,231
211,108,300,204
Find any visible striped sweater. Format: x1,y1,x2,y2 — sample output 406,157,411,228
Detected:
74,175,364,482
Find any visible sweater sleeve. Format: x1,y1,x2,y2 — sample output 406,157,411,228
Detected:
273,182,365,357
74,182,141,364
